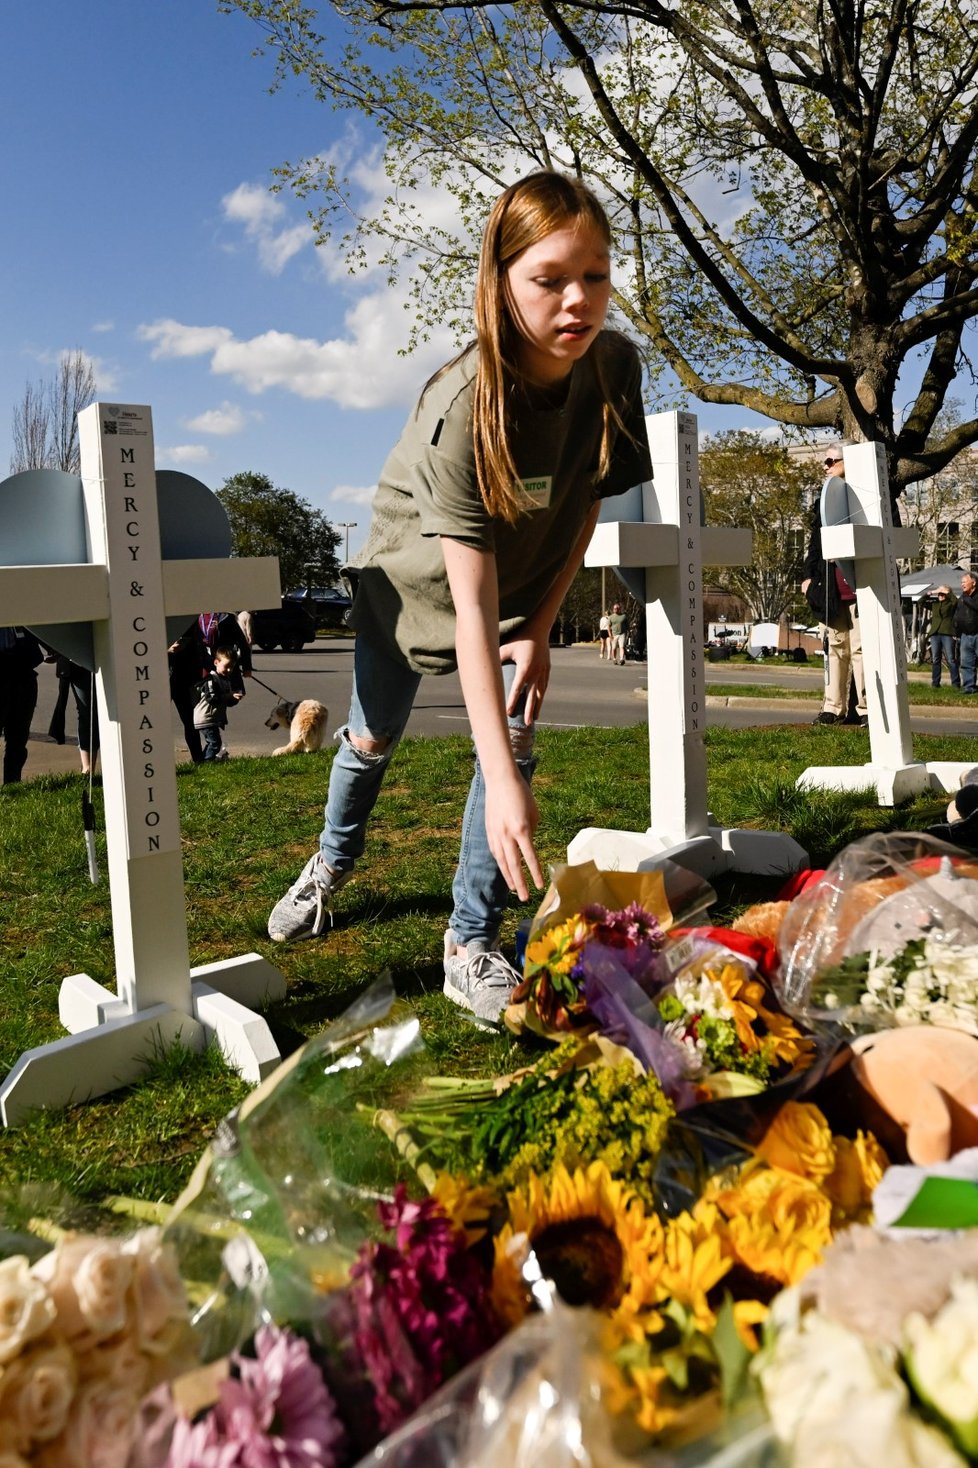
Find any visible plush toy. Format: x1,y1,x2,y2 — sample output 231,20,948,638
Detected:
926,767,978,849
849,1026,978,1164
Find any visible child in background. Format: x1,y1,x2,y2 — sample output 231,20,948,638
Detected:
268,170,651,1027
193,647,242,762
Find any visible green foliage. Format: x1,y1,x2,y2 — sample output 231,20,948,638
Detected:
217,470,341,593
701,431,811,622
221,0,978,487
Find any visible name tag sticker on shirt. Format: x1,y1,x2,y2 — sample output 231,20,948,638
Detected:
522,476,553,509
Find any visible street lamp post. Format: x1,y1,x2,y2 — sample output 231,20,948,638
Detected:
337,521,358,564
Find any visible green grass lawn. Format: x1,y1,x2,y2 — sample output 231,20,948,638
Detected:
0,722,973,1222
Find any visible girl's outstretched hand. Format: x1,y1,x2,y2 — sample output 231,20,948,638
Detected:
500,614,551,725
484,768,544,899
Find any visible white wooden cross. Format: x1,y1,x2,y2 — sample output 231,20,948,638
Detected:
568,410,808,880
796,440,975,805
0,402,287,1126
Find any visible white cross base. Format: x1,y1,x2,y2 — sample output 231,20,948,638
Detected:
568,411,808,882
0,404,288,1126
796,442,975,806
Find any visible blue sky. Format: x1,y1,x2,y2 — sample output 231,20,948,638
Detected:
1,1,782,570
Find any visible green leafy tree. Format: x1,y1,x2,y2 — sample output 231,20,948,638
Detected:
700,431,811,622
223,0,978,493
216,471,341,593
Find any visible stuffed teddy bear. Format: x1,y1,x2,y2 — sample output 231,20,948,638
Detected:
926,767,978,849
849,1025,978,1164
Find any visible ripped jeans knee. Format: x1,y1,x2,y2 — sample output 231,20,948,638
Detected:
338,724,396,766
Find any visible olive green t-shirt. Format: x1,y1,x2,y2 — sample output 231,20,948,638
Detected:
347,330,650,674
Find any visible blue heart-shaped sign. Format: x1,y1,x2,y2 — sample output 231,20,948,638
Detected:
0,468,232,668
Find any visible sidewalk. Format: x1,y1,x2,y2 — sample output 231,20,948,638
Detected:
703,693,977,721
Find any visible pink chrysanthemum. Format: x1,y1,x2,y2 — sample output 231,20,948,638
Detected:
167,1325,345,1468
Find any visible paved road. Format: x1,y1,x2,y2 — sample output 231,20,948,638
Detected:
15,638,976,781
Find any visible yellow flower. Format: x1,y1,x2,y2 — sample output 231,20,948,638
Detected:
756,1101,836,1183
660,1202,733,1332
491,1161,664,1328
716,965,812,1067
524,915,590,976
430,1172,500,1244
716,1168,832,1286
824,1130,888,1219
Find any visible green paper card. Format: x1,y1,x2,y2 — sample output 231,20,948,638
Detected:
892,1176,978,1230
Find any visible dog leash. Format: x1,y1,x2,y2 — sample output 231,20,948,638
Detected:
249,672,287,699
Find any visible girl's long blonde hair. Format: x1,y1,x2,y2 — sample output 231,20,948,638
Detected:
445,172,621,525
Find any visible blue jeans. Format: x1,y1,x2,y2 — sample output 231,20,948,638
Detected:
319,634,535,947
930,633,959,687
960,633,978,693
200,725,224,760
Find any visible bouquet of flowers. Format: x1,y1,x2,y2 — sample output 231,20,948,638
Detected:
505,862,813,1106
0,1225,195,1467
808,932,978,1036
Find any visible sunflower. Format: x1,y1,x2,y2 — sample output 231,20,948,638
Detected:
430,1172,500,1245
660,1201,735,1331
524,914,592,978
491,1160,665,1328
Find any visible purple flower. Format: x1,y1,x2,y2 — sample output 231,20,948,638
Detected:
166,1325,345,1468
581,945,698,1109
578,903,665,988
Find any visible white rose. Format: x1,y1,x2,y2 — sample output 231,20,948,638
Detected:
0,1342,76,1449
36,1381,138,1468
905,1277,978,1457
32,1237,132,1343
77,1334,149,1399
0,1256,56,1364
122,1229,189,1350
761,1304,966,1468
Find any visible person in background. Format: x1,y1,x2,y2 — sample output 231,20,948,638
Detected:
169,612,251,762
0,626,43,784
598,609,610,658
47,655,100,773
193,647,242,761
801,443,868,727
954,572,978,695
608,602,627,665
267,170,651,1030
927,584,960,690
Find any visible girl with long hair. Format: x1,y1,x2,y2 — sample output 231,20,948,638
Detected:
269,170,651,1026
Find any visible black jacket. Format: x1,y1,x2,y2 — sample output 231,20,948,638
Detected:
802,504,848,623
953,593,978,636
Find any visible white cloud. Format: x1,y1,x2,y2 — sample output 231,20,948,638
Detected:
137,296,453,411
92,321,114,334
158,443,212,465
139,320,234,358
222,181,311,275
185,402,247,436
330,483,377,507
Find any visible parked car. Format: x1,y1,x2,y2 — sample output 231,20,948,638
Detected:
248,599,317,652
284,586,353,629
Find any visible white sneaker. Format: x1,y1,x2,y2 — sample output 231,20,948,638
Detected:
443,930,520,1029
268,854,352,942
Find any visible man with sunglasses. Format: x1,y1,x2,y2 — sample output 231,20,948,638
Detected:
801,443,868,727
